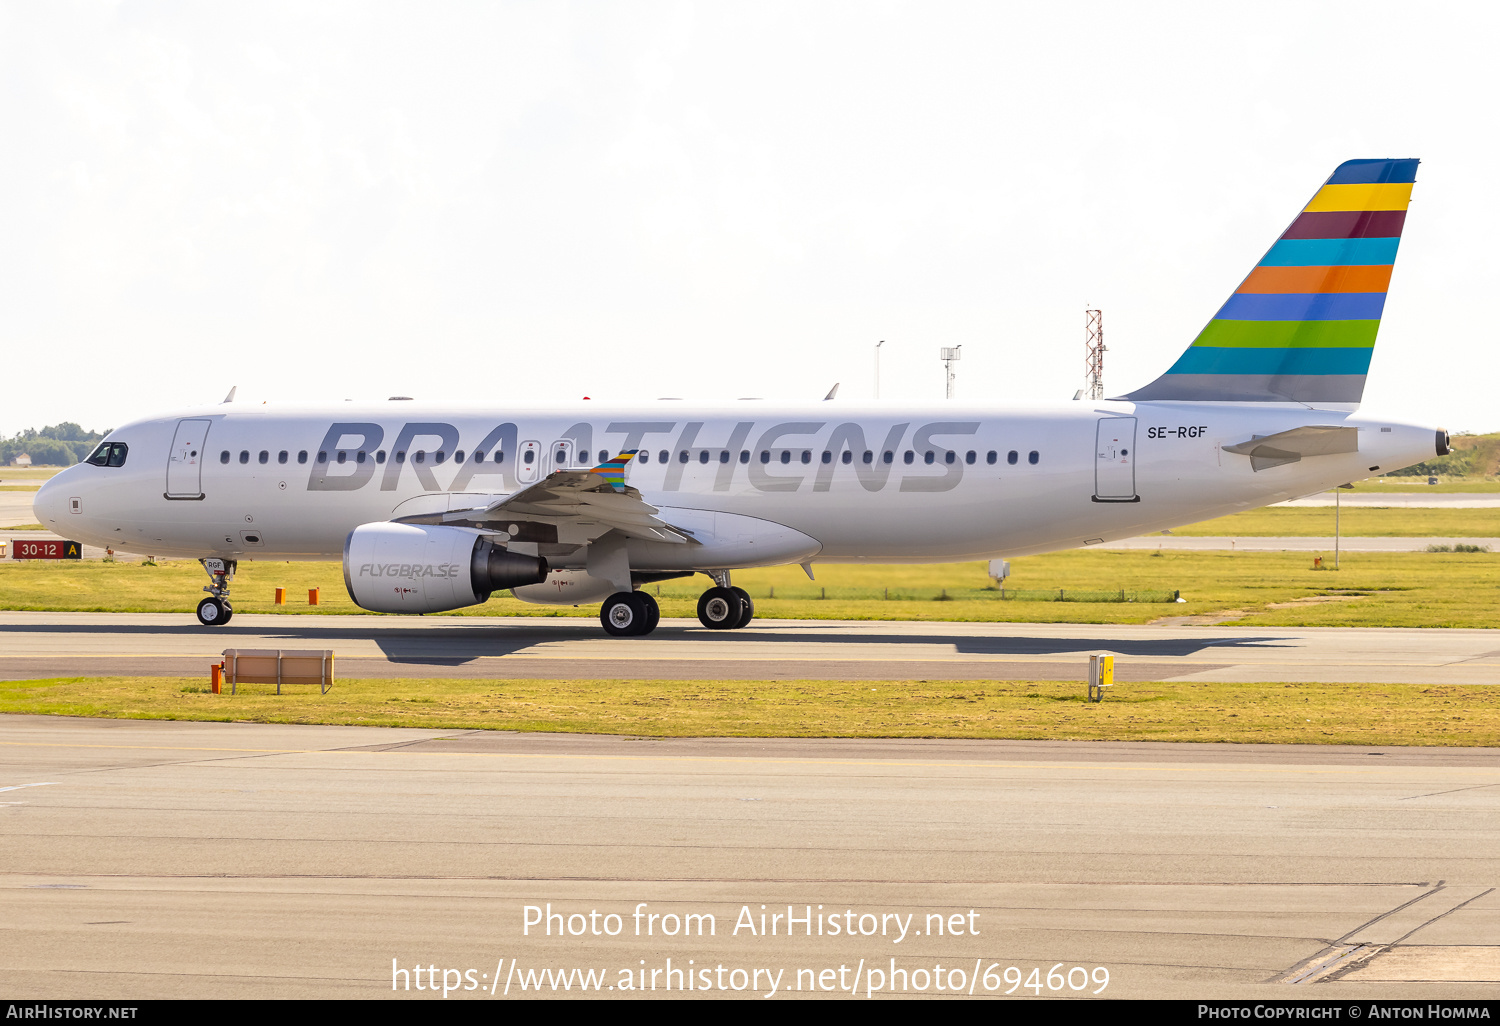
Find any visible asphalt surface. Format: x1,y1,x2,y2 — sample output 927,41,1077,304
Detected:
3,611,1500,685
2,715,1496,999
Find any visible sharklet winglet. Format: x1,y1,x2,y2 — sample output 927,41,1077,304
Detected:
588,449,638,493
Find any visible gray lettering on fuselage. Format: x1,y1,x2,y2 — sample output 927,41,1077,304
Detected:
605,422,676,456
308,423,385,491
748,422,826,492
661,422,705,491
900,422,979,492
714,422,755,491
561,422,592,460
815,422,910,492
381,422,461,491
447,422,518,491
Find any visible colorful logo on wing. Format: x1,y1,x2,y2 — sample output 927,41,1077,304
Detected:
589,450,637,492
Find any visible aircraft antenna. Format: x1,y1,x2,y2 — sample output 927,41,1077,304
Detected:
939,346,962,399
1085,309,1106,400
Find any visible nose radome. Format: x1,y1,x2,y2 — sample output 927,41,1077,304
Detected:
32,474,69,526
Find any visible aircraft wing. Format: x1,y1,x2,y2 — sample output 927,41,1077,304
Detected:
1222,425,1359,472
395,451,693,544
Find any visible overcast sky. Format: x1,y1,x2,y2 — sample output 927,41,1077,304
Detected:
3,1,1495,436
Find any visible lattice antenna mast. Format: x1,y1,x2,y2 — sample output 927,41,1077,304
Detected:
939,346,962,399
1085,309,1105,400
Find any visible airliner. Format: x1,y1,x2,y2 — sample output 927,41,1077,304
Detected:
34,158,1446,636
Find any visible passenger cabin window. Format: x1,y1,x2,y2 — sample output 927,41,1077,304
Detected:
298,451,308,464
395,451,405,463
577,450,588,464
883,451,893,464
376,451,386,464
278,450,288,464
945,451,956,464
739,451,749,464
454,450,464,464
800,450,811,464
259,450,269,464
598,451,610,462
822,451,832,464
415,451,426,464
435,451,446,464
903,451,914,465
521,450,532,465
658,450,669,463
841,451,852,465
240,450,250,464
779,451,791,465
220,451,230,464
1007,450,1018,465
317,451,327,464
336,451,347,464
356,451,366,464
699,450,710,464
1029,450,1039,465
986,451,997,465
679,450,689,464
863,451,873,464
719,451,730,464
760,451,770,464
492,451,503,463
965,450,976,465
923,451,934,465
87,443,129,468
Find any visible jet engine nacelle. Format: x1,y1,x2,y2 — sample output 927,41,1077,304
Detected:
343,522,547,614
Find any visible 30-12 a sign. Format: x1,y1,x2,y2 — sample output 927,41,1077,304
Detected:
12,539,82,559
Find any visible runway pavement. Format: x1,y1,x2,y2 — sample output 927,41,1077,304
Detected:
2,610,1499,684
2,714,1496,999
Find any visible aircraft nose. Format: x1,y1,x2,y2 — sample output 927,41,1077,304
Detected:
32,474,69,527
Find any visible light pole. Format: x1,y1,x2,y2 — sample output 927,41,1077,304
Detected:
940,346,962,399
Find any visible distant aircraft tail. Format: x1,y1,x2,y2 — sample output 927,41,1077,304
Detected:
1122,158,1418,406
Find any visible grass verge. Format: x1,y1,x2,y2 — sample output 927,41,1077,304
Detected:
5,549,1498,626
2,676,1497,746
1173,505,1500,537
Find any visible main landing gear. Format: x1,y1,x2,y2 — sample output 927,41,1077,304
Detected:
196,557,236,626
600,590,660,638
697,586,754,630
596,573,755,638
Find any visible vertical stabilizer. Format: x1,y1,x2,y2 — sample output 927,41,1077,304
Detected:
1122,158,1417,405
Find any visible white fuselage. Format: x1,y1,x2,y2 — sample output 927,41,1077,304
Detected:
35,399,1438,573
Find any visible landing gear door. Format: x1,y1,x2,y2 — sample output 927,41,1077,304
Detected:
166,418,212,500
1093,417,1139,503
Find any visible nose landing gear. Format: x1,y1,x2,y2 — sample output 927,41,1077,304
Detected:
196,557,236,626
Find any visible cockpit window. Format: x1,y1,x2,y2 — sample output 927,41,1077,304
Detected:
86,442,128,468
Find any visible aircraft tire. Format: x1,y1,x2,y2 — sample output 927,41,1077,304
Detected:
696,587,743,630
196,598,228,627
220,601,233,625
639,591,660,634
601,592,650,637
730,587,754,629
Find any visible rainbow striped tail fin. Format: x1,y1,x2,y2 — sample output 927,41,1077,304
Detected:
1123,158,1417,406
588,450,638,492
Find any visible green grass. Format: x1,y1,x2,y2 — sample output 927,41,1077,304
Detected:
1345,479,1500,492
2,549,1497,627
4,524,48,531
3,675,1496,746
1174,506,1500,537
0,468,63,482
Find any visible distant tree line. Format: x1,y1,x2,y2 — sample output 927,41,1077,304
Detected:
1,423,110,467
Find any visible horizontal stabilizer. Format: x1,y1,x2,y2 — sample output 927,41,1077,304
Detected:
1222,425,1358,472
